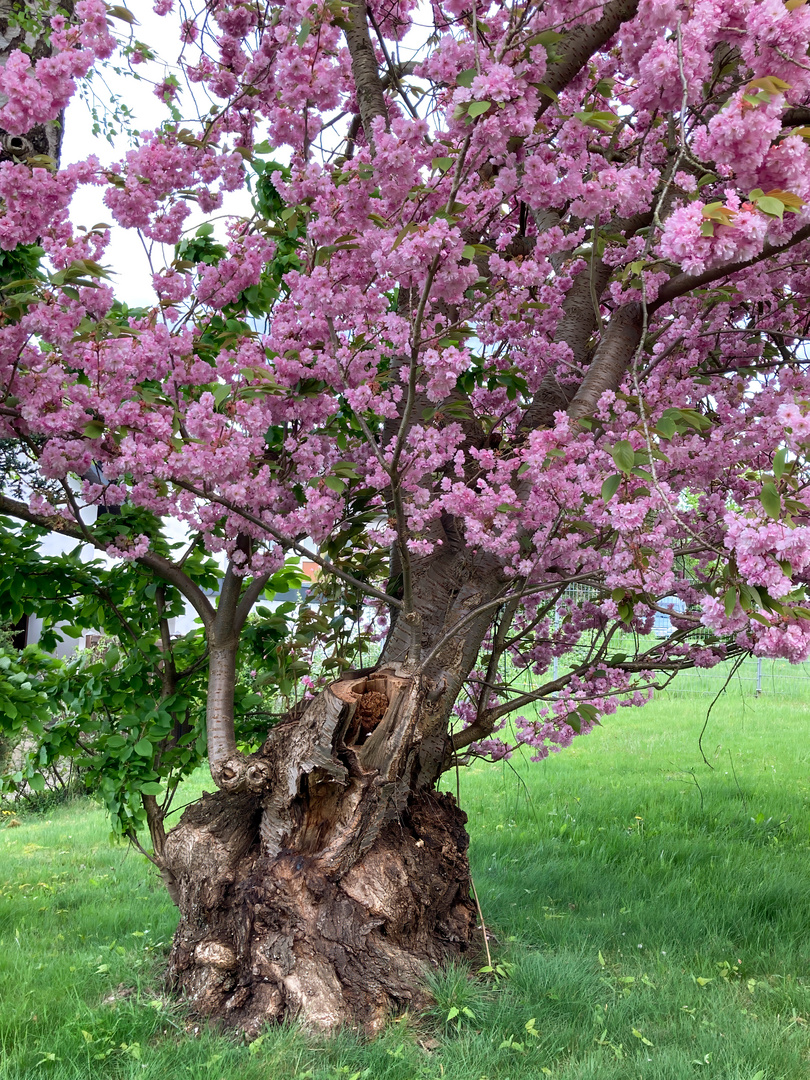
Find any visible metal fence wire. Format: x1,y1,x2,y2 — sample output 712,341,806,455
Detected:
549,584,810,700
662,656,810,699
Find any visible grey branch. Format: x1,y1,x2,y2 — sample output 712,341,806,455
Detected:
539,0,640,114
343,2,388,154
566,302,644,421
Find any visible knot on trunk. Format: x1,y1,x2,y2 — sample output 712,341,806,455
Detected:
214,755,272,793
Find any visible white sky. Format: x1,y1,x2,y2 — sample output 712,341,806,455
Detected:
64,1,252,306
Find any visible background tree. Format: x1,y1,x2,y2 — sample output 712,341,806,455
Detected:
3,0,810,1035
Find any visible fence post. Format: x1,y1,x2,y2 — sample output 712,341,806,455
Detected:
756,657,762,697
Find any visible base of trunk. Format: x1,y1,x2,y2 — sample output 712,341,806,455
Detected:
164,788,475,1036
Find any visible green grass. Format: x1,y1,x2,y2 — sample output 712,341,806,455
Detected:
3,692,810,1078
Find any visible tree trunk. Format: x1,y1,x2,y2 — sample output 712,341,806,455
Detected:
162,667,476,1035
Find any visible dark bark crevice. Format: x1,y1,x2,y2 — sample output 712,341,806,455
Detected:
0,0,71,166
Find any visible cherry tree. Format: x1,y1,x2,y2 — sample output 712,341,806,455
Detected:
2,0,810,1034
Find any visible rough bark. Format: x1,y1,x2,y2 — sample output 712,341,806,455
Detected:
160,524,509,1035
163,668,476,1035
154,2,651,1037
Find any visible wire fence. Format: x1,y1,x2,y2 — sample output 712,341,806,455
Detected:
550,584,810,702
661,655,810,699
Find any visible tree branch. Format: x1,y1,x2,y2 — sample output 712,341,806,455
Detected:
566,302,644,421
782,106,810,127
538,0,640,115
652,223,810,313
216,559,242,638
343,1,388,154
0,491,216,631
170,478,403,609
234,572,271,635
451,663,590,752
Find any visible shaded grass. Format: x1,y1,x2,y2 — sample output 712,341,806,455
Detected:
2,692,810,1077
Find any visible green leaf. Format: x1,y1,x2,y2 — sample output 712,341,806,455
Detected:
323,476,346,494
760,480,781,519
756,195,785,219
467,101,492,118
773,447,787,480
601,474,622,502
526,30,562,48
390,222,418,251
83,421,105,439
461,244,476,260
656,416,676,439
723,586,738,618
297,16,311,44
632,1028,654,1047
611,440,635,472
574,110,619,132
140,782,163,796
432,156,453,172
28,773,46,792
456,67,476,88
533,83,559,102
108,6,139,24
134,738,152,757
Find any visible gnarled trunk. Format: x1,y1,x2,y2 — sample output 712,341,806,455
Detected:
162,668,476,1035
160,543,507,1034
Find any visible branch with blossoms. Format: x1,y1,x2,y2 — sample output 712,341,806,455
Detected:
3,0,810,780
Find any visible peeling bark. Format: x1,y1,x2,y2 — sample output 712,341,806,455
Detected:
151,0,654,1039
161,535,507,1034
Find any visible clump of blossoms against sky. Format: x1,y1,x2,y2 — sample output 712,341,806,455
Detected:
2,0,810,763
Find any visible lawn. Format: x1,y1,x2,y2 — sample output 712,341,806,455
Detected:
2,688,810,1079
